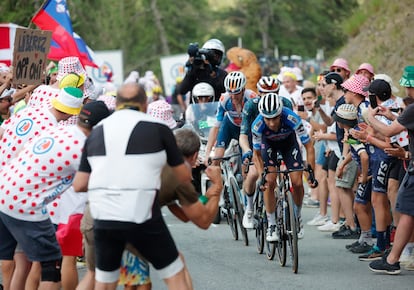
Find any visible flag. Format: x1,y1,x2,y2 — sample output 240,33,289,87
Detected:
0,23,22,66
32,0,97,67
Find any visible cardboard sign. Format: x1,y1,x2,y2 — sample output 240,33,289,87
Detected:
12,28,52,85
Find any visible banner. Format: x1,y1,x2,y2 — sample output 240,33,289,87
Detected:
86,50,123,88
160,54,187,96
12,27,52,85
0,23,23,66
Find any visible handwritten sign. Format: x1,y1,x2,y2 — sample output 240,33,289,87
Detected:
12,28,52,85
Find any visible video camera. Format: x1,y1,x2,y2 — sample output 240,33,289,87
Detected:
187,43,215,70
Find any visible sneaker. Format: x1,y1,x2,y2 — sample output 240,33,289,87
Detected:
303,198,320,208
369,252,401,275
359,245,384,261
317,220,342,232
297,216,304,239
266,225,279,242
242,209,254,229
346,240,360,250
404,258,414,271
350,242,373,254
332,225,360,239
399,245,413,266
307,213,329,226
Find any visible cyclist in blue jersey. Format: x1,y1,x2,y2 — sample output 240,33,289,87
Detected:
239,76,293,229
205,71,256,164
252,93,316,241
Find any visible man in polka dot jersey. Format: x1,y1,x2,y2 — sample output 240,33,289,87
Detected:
0,101,110,290
0,87,84,167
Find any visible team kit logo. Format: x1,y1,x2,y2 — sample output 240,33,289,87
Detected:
33,137,55,154
15,119,33,136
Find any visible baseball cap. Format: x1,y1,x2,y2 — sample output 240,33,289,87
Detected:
374,74,399,94
333,104,358,127
324,72,343,88
79,101,111,127
363,79,391,101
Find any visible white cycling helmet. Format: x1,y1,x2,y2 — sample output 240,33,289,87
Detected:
192,82,215,103
257,76,281,93
224,71,246,94
202,39,225,66
258,93,283,118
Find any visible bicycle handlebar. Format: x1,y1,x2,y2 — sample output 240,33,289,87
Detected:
208,153,241,165
261,164,318,187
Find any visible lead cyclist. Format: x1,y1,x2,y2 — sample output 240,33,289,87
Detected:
239,76,293,230
252,93,317,241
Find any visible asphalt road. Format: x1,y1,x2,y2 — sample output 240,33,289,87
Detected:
150,206,414,290
1,206,412,290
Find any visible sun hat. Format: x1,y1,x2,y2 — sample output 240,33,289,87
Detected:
374,73,399,94
79,101,111,127
292,67,303,81
363,79,391,101
330,58,351,73
341,74,370,98
56,56,87,81
399,66,414,88
51,87,84,115
58,72,86,89
333,103,358,127
356,63,374,75
147,100,177,129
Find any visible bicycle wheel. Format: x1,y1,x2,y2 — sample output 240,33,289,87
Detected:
230,177,248,246
276,197,287,266
286,190,299,273
265,223,276,260
225,185,238,241
254,191,264,254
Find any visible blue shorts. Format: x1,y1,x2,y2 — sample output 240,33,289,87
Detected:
315,141,326,166
0,212,61,262
216,116,240,149
396,172,414,216
261,133,303,169
370,158,394,194
354,181,372,205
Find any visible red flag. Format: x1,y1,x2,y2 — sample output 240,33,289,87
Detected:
0,23,22,66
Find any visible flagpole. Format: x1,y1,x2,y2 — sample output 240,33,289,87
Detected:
28,0,49,28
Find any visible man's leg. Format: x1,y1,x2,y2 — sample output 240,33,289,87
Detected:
387,214,414,264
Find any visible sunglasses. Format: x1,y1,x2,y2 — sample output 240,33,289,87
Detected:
331,68,342,73
0,97,13,103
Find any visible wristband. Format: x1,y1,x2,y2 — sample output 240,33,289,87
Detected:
199,195,209,205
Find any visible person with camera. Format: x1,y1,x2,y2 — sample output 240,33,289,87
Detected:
178,39,227,106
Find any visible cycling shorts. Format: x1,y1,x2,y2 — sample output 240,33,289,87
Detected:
260,133,303,169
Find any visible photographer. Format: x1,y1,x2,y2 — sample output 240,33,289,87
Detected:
178,39,227,105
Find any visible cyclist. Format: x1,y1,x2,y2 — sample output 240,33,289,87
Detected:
205,71,256,165
239,76,293,229
252,93,317,241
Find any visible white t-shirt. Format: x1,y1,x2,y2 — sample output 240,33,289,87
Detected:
0,125,86,221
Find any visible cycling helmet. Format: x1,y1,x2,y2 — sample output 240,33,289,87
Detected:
258,93,283,118
257,76,281,93
192,82,215,103
224,71,246,94
202,38,225,66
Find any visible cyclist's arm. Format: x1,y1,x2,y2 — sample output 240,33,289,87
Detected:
239,133,251,155
253,149,264,177
205,125,219,161
303,141,315,172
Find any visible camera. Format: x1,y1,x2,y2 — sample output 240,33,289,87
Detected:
187,43,215,70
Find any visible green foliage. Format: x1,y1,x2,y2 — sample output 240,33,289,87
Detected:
1,0,357,80
342,0,383,37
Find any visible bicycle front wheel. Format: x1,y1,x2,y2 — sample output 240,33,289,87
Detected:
224,185,238,241
254,191,264,254
286,190,299,273
276,197,287,267
230,177,248,246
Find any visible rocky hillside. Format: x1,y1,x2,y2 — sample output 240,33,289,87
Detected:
336,0,414,94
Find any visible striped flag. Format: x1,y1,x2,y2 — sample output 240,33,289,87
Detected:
0,23,23,66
